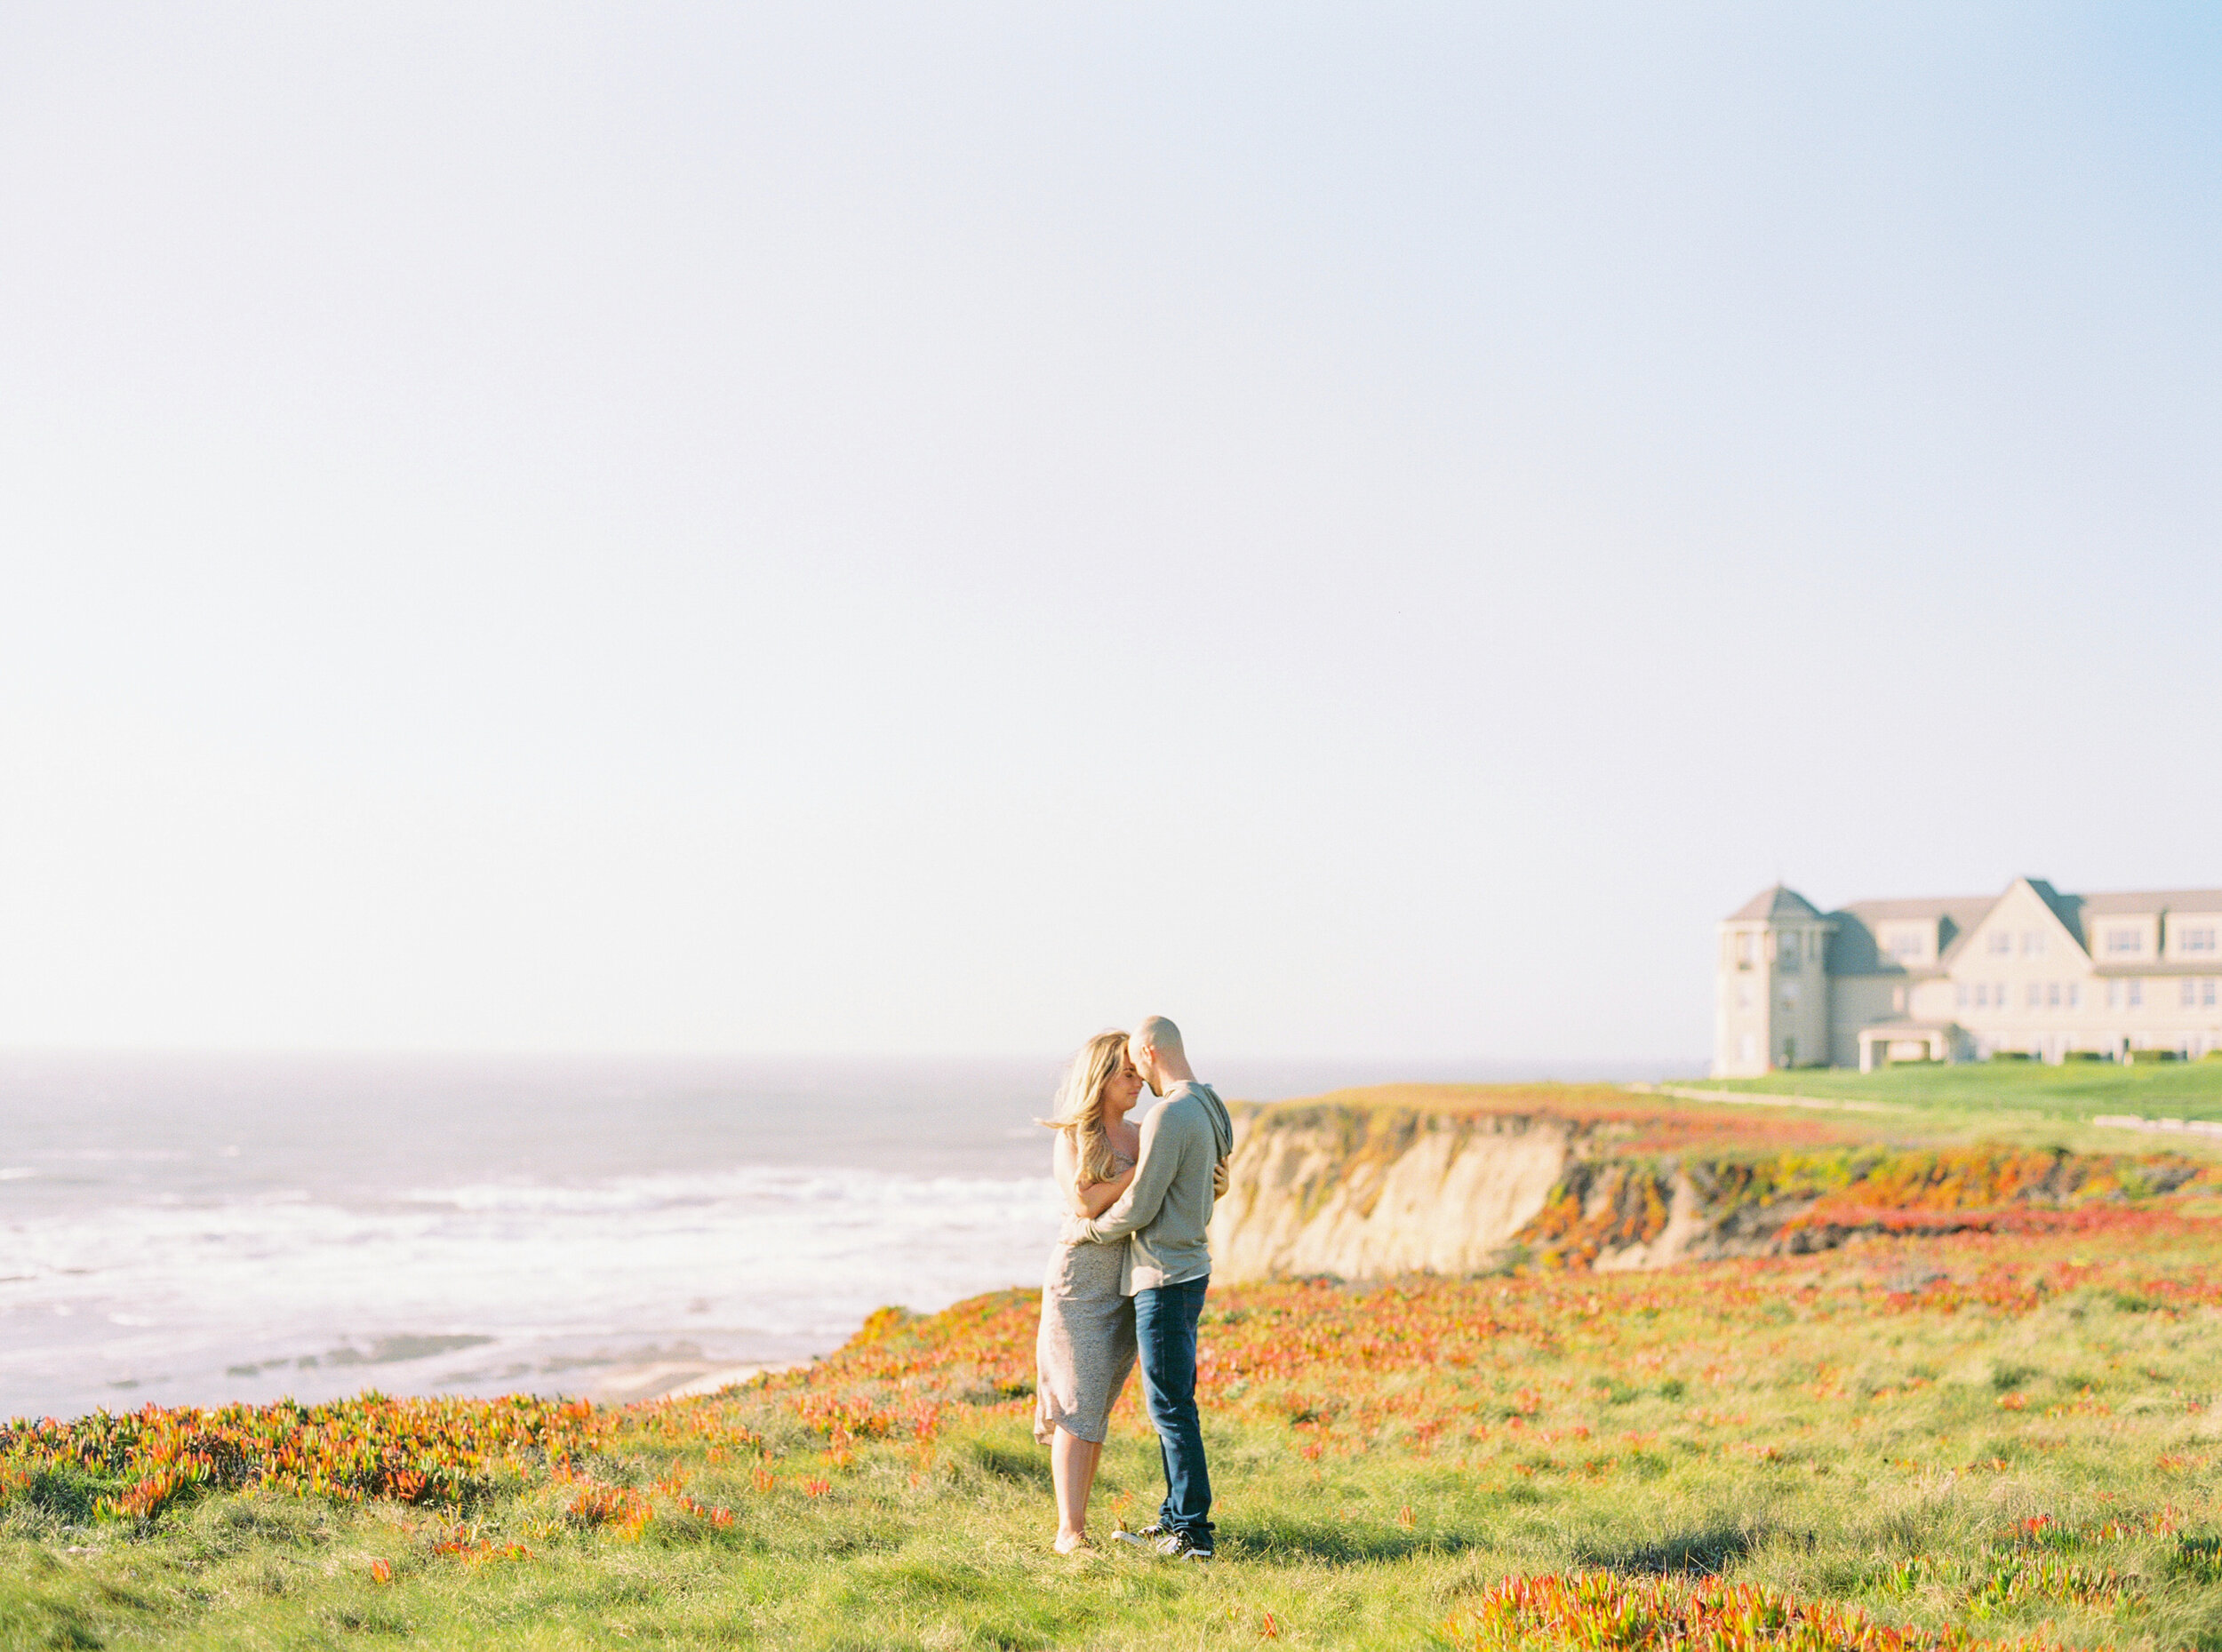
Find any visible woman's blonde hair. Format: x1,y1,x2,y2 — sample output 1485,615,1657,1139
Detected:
1038,1030,1131,1188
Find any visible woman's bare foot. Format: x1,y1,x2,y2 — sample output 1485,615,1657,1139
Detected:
1053,1529,1094,1555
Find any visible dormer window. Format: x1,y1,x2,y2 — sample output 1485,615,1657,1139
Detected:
1778,933,1802,970
2106,927,2146,955
2184,927,2218,956
1885,929,1927,962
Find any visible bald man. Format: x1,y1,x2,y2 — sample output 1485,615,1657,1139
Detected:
1073,1015,1233,1560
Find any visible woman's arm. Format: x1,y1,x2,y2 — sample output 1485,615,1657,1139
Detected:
1053,1132,1133,1218
1073,1162,1136,1219
1052,1132,1085,1217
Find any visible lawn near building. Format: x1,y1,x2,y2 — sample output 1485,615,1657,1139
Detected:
1698,1056,2222,1121
12,1157,2222,1650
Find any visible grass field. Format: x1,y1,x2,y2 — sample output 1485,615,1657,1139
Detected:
1700,1058,2222,1120
13,1167,2222,1650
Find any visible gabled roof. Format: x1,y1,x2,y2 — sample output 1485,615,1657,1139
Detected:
1738,878,2222,973
1727,884,1824,922
1830,894,1998,973
2023,879,2087,948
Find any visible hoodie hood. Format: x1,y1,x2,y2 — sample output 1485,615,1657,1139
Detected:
1187,1081,1235,1159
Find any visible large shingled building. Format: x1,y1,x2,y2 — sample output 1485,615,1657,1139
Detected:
1714,878,2222,1075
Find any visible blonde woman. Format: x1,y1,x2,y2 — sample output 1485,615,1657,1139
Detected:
1034,1031,1146,1554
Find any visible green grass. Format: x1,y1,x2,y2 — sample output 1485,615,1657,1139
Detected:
1699,1057,2222,1121
8,1443,1473,1651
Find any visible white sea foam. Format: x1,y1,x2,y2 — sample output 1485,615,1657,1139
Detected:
0,1054,1106,1417
0,1160,1062,1419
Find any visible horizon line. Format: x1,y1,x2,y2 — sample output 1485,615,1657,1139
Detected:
0,1042,1710,1071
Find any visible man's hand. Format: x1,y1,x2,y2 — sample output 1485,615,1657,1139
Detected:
1211,1158,1231,1199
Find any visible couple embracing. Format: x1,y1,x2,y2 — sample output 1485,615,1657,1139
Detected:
1033,1016,1234,1560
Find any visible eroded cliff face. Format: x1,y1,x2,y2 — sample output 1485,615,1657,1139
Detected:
1206,1097,2205,1283
1208,1106,1571,1281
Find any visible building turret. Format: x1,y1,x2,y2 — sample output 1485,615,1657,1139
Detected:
1714,885,1836,1077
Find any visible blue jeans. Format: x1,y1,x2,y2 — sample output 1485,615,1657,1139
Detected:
1134,1274,1211,1542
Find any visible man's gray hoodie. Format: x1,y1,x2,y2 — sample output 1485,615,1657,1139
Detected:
1071,1080,1235,1294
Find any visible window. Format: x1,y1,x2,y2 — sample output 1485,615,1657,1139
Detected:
2066,982,2080,1010
2046,982,2061,1010
2106,927,2145,955
1957,984,1969,1009
2107,979,2121,1009
1778,932,1801,970
1781,982,1801,1008
1987,930,2011,957
1887,929,1926,962
2130,979,2144,1009
2206,979,2218,1010
2022,931,2047,957
2027,983,2043,1009
2184,927,2218,955
2186,980,2200,1008
1736,932,1757,967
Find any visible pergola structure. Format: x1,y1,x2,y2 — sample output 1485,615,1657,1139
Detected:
1856,1021,1966,1072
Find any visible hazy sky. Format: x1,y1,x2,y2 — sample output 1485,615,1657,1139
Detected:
2,5,2216,1062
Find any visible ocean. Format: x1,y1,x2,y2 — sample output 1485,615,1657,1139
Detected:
0,1051,1675,1421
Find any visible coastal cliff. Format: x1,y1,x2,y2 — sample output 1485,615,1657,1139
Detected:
1204,1085,2205,1282
1207,1105,1573,1279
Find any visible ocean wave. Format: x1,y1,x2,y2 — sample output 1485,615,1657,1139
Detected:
0,1159,1067,1417
410,1164,1052,1217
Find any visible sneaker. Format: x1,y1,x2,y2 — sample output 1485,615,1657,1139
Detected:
1155,1528,1213,1561
1110,1524,1163,1551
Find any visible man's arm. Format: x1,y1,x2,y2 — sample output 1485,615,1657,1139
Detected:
1074,1103,1189,1243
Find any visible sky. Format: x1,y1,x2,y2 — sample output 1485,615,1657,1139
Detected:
1,4,2217,1064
